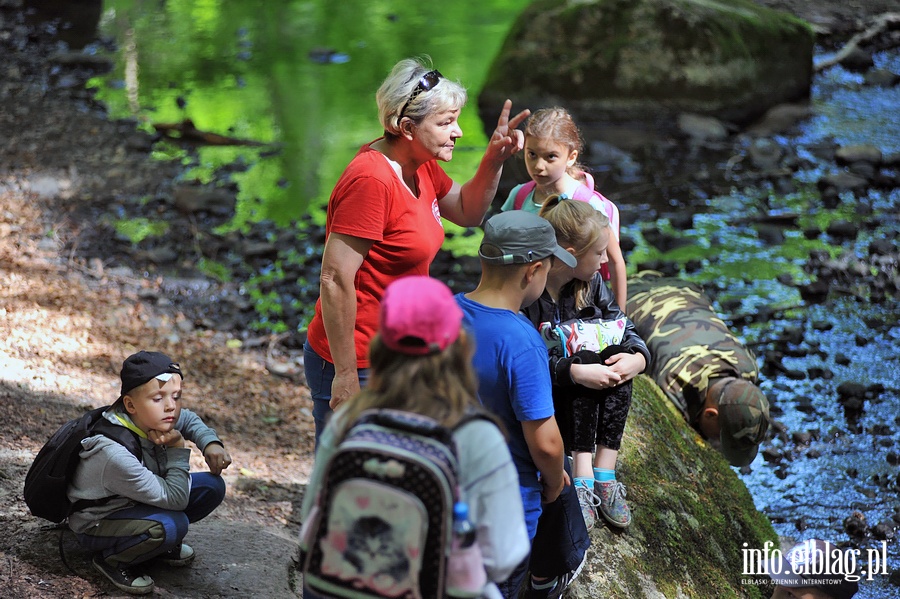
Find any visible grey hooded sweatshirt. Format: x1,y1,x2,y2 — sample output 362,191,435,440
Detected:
66,407,222,534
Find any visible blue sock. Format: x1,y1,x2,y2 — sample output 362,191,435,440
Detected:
594,468,616,482
574,476,593,489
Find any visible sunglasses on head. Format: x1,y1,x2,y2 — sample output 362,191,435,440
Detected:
398,70,443,119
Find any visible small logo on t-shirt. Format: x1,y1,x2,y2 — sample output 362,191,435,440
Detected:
431,198,443,226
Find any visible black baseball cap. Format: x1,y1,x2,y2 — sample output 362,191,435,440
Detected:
119,351,183,398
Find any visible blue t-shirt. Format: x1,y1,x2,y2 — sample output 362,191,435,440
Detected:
455,293,556,538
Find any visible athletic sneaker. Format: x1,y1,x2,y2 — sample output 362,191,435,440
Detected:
595,479,632,528
522,550,588,599
92,555,154,595
575,484,601,531
158,543,196,567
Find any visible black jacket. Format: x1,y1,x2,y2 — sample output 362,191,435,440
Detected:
521,274,651,387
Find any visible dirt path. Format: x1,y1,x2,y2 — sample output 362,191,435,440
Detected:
1,12,317,593
0,172,315,598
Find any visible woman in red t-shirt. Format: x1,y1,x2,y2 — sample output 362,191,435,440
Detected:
304,57,529,445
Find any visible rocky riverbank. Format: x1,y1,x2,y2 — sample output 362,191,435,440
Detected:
1,0,898,597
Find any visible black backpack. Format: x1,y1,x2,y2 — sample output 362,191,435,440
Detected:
24,406,142,523
299,409,487,599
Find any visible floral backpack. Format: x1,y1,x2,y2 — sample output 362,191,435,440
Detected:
299,409,487,599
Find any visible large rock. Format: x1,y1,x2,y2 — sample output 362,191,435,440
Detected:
568,375,777,598
479,0,814,133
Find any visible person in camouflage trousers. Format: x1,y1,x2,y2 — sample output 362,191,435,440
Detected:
625,271,770,467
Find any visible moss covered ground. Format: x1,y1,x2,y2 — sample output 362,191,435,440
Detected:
569,375,778,598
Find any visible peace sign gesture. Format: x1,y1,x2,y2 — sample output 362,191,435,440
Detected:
485,99,530,165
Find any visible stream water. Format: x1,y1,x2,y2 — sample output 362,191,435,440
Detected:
731,53,900,599
29,0,900,596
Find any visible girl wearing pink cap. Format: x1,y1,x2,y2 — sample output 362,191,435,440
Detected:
301,276,529,598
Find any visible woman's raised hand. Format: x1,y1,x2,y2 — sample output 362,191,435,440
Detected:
486,99,530,164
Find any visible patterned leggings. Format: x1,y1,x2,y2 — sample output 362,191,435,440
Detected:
553,347,633,453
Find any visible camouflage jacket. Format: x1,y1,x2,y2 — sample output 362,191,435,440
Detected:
625,273,760,424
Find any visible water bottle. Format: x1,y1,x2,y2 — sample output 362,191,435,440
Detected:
452,502,477,548
447,501,486,597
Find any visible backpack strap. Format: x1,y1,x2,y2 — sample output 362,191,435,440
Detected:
574,171,621,235
513,182,536,210
516,175,597,208
353,409,455,447
69,419,142,514
92,418,142,459
572,172,596,202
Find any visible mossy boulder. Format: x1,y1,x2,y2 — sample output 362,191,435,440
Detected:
479,0,815,130
568,375,777,598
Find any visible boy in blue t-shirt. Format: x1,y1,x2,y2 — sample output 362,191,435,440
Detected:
456,210,589,598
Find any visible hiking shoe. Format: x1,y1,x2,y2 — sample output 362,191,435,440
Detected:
575,484,601,531
158,543,195,567
92,555,154,595
595,479,632,528
522,550,588,598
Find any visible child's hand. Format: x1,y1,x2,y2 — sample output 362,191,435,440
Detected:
570,363,622,389
539,468,569,504
204,443,232,475
485,99,530,164
604,352,647,382
148,429,184,448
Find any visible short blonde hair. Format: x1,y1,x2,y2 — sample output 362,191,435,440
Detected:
376,57,467,136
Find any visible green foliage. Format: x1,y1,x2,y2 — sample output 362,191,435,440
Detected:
197,258,232,282
114,218,169,244
81,6,800,592
623,180,879,289
91,0,837,348
440,222,484,257
149,141,191,164
93,0,530,333
242,262,289,333
98,0,523,228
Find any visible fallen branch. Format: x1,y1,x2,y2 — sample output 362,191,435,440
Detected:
814,12,900,72
266,332,303,379
153,118,269,146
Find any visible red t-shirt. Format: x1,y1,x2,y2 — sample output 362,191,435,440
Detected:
307,141,453,367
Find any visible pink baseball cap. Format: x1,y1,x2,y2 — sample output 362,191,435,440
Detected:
380,276,463,355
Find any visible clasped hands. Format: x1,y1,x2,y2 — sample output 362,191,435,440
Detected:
148,429,232,475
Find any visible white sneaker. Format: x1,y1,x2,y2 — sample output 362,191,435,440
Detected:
158,543,195,567
92,555,154,595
